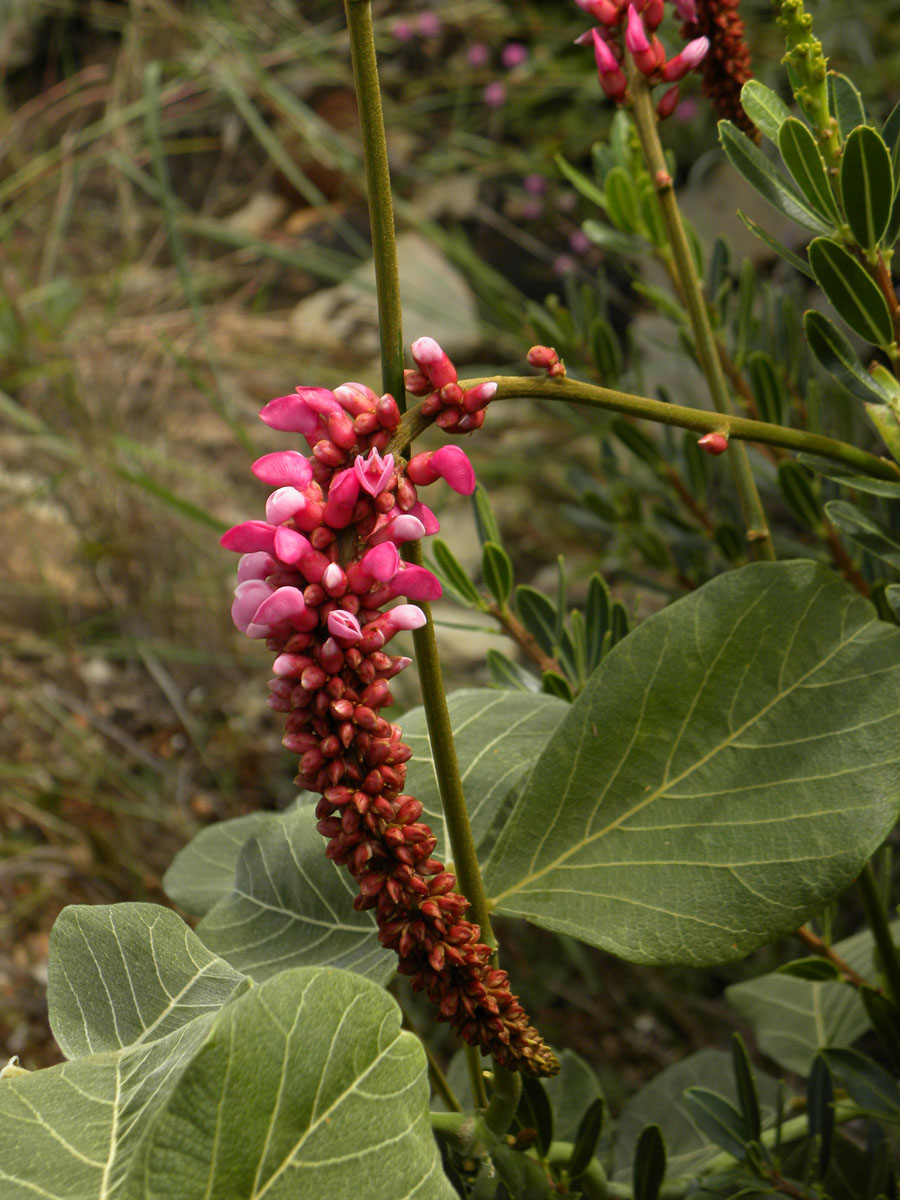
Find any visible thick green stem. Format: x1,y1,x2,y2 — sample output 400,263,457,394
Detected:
858,861,900,1003
343,0,405,407
392,376,900,483
628,67,775,560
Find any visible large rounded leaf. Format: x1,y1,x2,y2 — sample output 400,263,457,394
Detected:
163,811,281,917
484,562,900,965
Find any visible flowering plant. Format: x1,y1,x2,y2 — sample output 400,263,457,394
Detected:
3,2,900,1198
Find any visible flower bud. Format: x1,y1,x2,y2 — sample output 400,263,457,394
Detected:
698,432,729,455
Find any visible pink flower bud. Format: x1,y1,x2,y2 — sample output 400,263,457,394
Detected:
591,28,619,75
354,448,395,497
527,345,559,369
231,580,272,633
462,381,497,412
322,562,348,596
376,393,401,429
368,514,427,546
258,393,320,435
643,0,664,29
483,81,507,108
251,451,313,489
326,409,358,450
333,381,378,416
662,36,708,81
237,551,276,582
410,336,458,389
625,5,650,53
698,432,729,455
380,604,428,635
404,369,431,396
501,42,527,69
328,609,363,642
575,0,620,21
322,467,361,528
221,521,277,554
407,502,440,535
265,486,306,525
656,84,681,118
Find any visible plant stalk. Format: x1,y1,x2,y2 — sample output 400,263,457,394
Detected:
343,0,405,407
857,861,900,1003
627,65,775,559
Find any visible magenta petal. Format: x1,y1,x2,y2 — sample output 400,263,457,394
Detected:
252,451,313,489
354,448,395,497
385,604,428,632
431,445,476,494
259,394,319,434
237,551,276,582
274,526,312,564
232,580,272,631
327,609,363,641
221,521,277,553
379,514,427,544
252,586,307,629
297,386,341,415
408,502,440,535
396,564,442,601
361,542,400,582
265,486,307,525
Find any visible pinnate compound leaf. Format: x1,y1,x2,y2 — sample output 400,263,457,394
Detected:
841,125,894,250
825,500,900,569
807,237,895,348
778,117,841,224
485,562,900,966
48,903,248,1059
613,1050,780,1181
727,921,900,1074
803,309,893,406
740,80,791,144
401,688,567,856
718,121,832,234
163,810,279,917
196,806,395,984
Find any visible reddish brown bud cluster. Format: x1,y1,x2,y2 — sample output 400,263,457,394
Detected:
527,345,566,377
680,0,757,139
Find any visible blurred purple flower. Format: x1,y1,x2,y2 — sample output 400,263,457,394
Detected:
467,41,490,67
483,81,507,108
524,173,547,195
416,11,442,37
675,95,700,122
521,199,543,221
501,41,528,69
392,19,415,41
569,229,592,255
553,254,577,276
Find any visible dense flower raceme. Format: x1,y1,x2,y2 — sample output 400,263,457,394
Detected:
575,0,709,118
222,337,558,1077
679,0,756,137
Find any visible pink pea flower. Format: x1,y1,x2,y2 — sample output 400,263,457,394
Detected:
368,513,428,546
591,29,627,99
259,388,337,434
327,609,363,643
417,11,441,37
661,35,708,81
252,451,313,489
251,586,317,635
501,42,528,69
393,564,442,602
467,42,489,68
221,520,277,554
483,81,507,108
354,447,395,497
231,579,272,634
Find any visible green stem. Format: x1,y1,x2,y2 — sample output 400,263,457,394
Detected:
627,66,775,560
858,861,900,1003
343,0,405,407
483,1066,522,1137
392,376,900,484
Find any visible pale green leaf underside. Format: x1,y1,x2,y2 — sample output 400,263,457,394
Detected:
47,903,248,1060
163,811,278,917
727,922,900,1075
0,963,450,1200
485,562,900,966
196,807,396,984
401,688,567,859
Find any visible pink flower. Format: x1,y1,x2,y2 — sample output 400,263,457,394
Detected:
662,36,708,82
368,513,428,546
231,580,272,633
327,609,363,642
392,18,414,42
524,173,547,195
569,229,592,254
237,551,275,582
575,0,620,21
322,467,362,528
624,5,650,53
354,448,395,497
394,564,442,602
501,42,528,69
466,42,489,67
416,11,441,37
410,337,458,390
252,451,313,489
483,81,507,108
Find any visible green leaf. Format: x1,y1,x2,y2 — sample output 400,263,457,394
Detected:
777,461,822,529
807,237,895,347
777,956,843,981
803,309,894,405
740,81,792,144
541,670,575,702
612,416,663,466
482,541,513,607
47,904,248,1059
515,584,558,655
123,967,452,1199
472,484,502,547
612,1050,780,1182
860,986,900,1073
604,166,642,234
738,210,815,278
778,117,841,224
163,811,278,916
882,96,900,172
195,807,395,983
825,499,900,568
518,1076,553,1157
796,453,900,498
718,121,832,234
582,219,644,257
727,921,900,1074
555,152,607,209
682,1088,747,1161
485,562,900,966
588,315,622,381
401,688,567,856
829,73,867,140
747,351,787,425
731,1033,761,1143
431,537,482,606
822,1046,900,1120
807,1054,835,1176
585,573,612,672
567,1098,605,1181
486,648,539,692
841,126,894,250
544,1049,604,1145
632,1125,666,1200
866,401,900,465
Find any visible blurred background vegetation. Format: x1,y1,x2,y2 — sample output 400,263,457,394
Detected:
2,0,899,1092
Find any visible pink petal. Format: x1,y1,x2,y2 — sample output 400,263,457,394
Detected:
395,564,442,601
369,514,427,545
327,609,363,641
592,28,618,76
407,502,440,535
354,448,395,497
237,552,276,582
274,526,312,564
252,586,308,629
625,4,650,53
252,451,313,489
259,394,320,434
265,486,306,525
333,381,378,416
384,604,428,633
361,542,401,582
221,521,277,553
232,580,272,632
431,445,476,494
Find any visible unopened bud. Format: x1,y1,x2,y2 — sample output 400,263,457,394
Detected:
698,432,729,455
